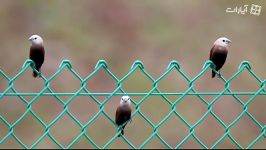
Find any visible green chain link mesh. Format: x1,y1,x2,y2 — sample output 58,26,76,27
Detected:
0,59,265,149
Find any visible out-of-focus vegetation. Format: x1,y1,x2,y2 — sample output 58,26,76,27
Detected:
0,0,265,148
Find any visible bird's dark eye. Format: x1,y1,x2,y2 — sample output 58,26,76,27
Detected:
222,40,225,42
34,38,37,40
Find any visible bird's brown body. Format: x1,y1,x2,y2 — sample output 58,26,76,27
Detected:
115,104,131,136
29,45,45,77
209,45,228,78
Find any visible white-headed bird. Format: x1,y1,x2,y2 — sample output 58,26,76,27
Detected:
115,96,132,137
29,35,45,78
209,37,231,78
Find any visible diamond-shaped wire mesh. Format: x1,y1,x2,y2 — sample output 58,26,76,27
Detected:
0,59,265,149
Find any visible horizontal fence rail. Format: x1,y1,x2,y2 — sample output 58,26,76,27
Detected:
0,59,265,149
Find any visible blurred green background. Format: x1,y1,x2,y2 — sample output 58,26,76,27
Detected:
0,0,265,149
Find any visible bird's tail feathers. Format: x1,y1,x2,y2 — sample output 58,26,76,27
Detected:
32,71,38,78
32,68,40,78
118,126,125,137
212,70,216,78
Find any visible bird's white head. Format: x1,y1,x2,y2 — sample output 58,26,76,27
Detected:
120,96,131,106
214,37,231,47
29,35,43,46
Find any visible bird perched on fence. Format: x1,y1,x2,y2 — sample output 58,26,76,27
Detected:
209,37,231,78
115,95,132,137
28,35,45,78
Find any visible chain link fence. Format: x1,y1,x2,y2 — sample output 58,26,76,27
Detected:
0,59,265,149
